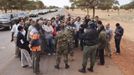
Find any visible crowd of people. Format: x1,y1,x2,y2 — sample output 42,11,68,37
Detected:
10,14,124,74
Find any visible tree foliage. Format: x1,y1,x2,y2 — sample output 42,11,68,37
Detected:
70,0,119,10
0,0,45,12
70,4,75,11
98,0,119,10
120,1,134,10
64,6,70,10
70,0,119,18
70,0,99,8
70,0,99,18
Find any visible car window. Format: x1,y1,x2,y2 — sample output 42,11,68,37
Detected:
0,14,10,19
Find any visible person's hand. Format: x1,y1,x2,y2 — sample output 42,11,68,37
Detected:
11,39,14,42
29,44,31,48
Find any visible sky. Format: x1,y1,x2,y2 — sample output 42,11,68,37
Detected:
118,0,132,5
41,0,132,7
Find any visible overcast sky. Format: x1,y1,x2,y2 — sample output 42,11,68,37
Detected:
41,0,132,7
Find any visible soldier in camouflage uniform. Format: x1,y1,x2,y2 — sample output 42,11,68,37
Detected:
55,21,70,69
65,21,75,61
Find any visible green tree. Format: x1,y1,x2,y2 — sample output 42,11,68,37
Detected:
70,4,75,11
98,0,119,11
0,0,10,13
0,0,45,12
70,0,119,18
120,1,134,10
64,6,70,10
36,0,45,9
70,0,99,18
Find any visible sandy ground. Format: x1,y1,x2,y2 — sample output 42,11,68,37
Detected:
67,9,134,75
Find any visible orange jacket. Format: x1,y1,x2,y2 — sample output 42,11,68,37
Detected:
31,33,40,40
31,46,41,52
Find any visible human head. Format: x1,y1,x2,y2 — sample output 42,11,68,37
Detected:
85,15,90,20
66,20,71,26
106,23,110,29
40,17,43,20
95,16,99,18
98,25,105,33
43,19,48,25
18,26,24,32
28,18,33,24
70,18,75,24
51,17,55,22
68,14,71,17
47,20,52,26
116,23,120,28
76,17,81,22
31,20,36,26
60,20,65,29
56,15,60,20
38,19,43,26
97,20,102,25
52,21,55,26
25,20,29,25
19,19,25,26
95,16,99,21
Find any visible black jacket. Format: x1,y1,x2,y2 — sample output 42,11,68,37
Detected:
115,26,124,39
81,29,99,46
17,32,30,52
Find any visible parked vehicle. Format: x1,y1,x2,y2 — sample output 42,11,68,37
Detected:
38,9,49,15
0,14,13,30
49,9,58,13
38,10,45,15
29,10,38,17
17,12,29,18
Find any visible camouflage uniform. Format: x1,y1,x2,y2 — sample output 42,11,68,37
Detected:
65,26,75,57
55,29,70,69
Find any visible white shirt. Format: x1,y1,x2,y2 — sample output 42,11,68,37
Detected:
54,20,60,27
74,21,82,31
30,28,38,34
27,25,35,40
42,25,54,39
106,28,112,35
11,24,26,37
21,30,26,36
42,25,54,33
11,24,19,37
106,28,113,41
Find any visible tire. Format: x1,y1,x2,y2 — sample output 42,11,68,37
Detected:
0,27,5,30
5,26,11,30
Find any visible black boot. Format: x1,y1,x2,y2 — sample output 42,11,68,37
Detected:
87,66,94,72
79,66,86,73
65,64,70,69
55,64,60,69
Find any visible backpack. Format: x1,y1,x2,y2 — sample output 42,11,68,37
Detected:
31,33,41,46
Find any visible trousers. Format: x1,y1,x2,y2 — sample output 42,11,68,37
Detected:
115,37,122,53
105,42,111,56
20,49,32,67
56,47,68,65
82,45,97,67
98,48,105,65
14,37,21,57
32,52,40,73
